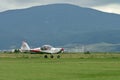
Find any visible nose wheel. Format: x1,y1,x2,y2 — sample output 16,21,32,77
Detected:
57,55,60,58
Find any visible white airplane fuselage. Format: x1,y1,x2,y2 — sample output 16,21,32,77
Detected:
20,41,64,54
30,47,64,54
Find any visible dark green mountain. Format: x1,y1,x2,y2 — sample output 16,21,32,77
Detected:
0,3,120,50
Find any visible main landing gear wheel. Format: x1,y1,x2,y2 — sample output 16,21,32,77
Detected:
50,55,54,58
44,55,48,58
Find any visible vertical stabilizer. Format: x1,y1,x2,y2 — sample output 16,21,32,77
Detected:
20,41,30,52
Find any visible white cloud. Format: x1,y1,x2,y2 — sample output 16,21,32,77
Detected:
0,0,40,12
0,0,120,14
91,4,120,14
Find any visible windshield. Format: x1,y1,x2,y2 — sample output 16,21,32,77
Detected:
41,45,53,50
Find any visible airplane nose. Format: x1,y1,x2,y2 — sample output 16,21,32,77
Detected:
61,48,64,51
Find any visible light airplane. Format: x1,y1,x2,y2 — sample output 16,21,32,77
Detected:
19,41,64,58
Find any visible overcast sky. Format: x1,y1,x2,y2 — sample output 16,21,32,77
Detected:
0,0,120,14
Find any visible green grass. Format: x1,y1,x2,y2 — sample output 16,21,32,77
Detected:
0,56,120,80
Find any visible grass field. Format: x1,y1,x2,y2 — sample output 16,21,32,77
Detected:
0,53,120,80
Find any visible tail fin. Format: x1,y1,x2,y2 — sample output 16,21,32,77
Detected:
20,41,30,52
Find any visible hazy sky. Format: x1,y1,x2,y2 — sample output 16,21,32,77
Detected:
0,0,120,14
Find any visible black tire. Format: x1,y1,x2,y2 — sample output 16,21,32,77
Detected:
50,55,54,58
44,55,48,58
57,55,60,58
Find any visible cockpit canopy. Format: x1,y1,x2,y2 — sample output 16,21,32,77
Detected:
41,45,53,50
